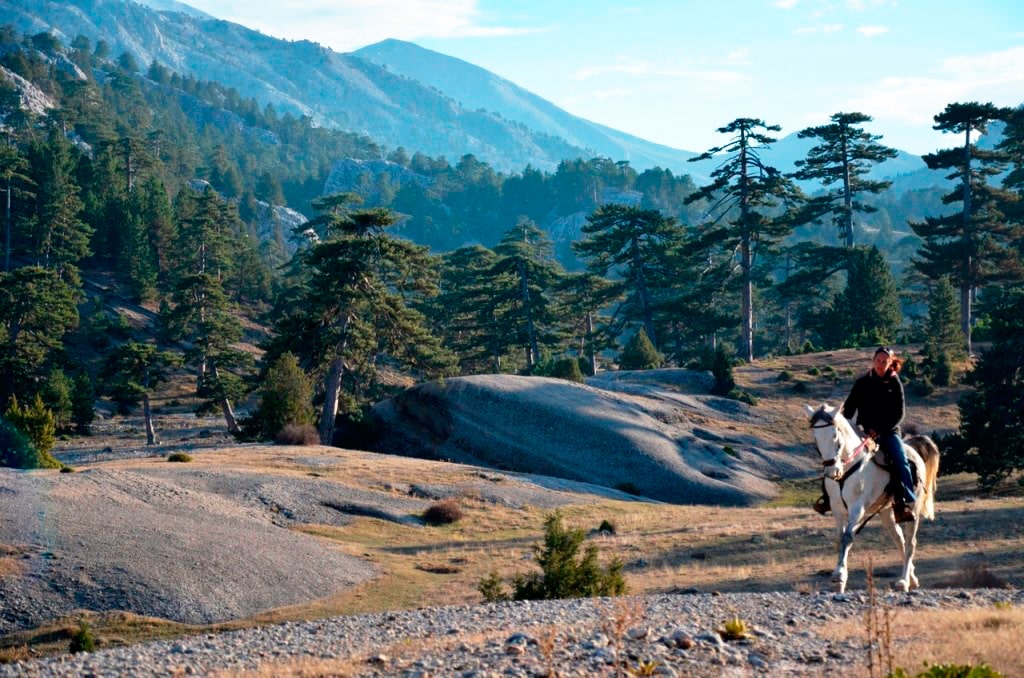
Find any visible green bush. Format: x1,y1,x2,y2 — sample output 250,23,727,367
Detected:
598,519,617,534
167,452,193,463
550,358,585,383
710,345,736,396
478,570,510,603
910,376,935,397
727,388,758,406
256,352,315,440
777,370,794,382
69,622,95,653
0,416,61,469
723,446,738,458
619,328,661,370
3,396,59,467
792,381,809,393
801,340,818,354
510,512,626,601
807,366,821,376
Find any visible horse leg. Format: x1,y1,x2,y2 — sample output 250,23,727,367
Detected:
896,511,922,591
833,503,866,593
880,504,906,561
829,494,848,584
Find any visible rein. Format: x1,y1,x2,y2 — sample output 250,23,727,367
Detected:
809,409,872,471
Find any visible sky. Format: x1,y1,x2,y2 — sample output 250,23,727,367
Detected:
181,0,1024,155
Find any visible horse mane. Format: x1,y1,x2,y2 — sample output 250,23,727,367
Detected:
826,406,861,448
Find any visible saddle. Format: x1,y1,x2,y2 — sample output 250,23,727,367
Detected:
870,441,919,497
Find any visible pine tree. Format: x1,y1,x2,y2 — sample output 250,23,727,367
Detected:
101,341,179,445
791,112,897,248
71,371,96,434
268,206,456,445
488,218,564,370
27,128,92,287
554,272,619,376
942,286,1024,489
40,367,73,431
0,266,78,404
619,328,661,370
921,277,965,386
910,102,1018,355
431,245,505,374
164,188,249,433
685,118,802,361
820,246,902,348
573,205,684,350
0,142,33,273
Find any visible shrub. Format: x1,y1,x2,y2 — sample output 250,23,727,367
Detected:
722,446,738,458
619,328,661,370
932,351,954,387
5,395,56,457
777,370,794,382
422,499,464,525
598,519,616,534
60,466,75,473
910,376,935,397
2,399,60,469
889,664,1001,678
274,423,320,446
69,622,95,653
807,366,821,376
257,352,315,440
792,381,809,393
167,453,193,463
718,616,751,641
478,570,510,603
801,340,818,354
727,388,758,406
709,345,736,396
550,358,585,383
511,512,627,601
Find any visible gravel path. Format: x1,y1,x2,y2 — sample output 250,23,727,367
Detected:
4,589,1020,677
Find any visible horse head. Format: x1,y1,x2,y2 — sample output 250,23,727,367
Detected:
804,403,845,480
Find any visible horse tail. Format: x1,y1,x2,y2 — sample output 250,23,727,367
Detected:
906,434,940,520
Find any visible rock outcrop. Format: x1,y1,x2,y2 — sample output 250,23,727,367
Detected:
371,373,807,506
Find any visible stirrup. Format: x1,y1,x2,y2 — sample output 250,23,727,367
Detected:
813,495,830,515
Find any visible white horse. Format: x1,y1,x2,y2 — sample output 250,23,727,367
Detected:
804,403,940,593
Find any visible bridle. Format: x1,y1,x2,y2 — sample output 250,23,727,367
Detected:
808,408,871,473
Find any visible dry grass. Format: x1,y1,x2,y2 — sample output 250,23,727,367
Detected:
0,645,29,664
827,605,1024,677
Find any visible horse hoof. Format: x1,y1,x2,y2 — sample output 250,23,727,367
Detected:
910,576,920,590
894,580,910,592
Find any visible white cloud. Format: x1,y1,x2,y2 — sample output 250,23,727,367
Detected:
795,23,844,34
726,47,752,64
843,45,1024,128
772,0,800,8
186,0,547,51
846,0,894,10
857,25,890,37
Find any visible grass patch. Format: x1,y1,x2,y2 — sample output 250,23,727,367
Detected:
766,477,820,508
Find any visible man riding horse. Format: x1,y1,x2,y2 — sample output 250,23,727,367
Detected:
813,346,917,524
